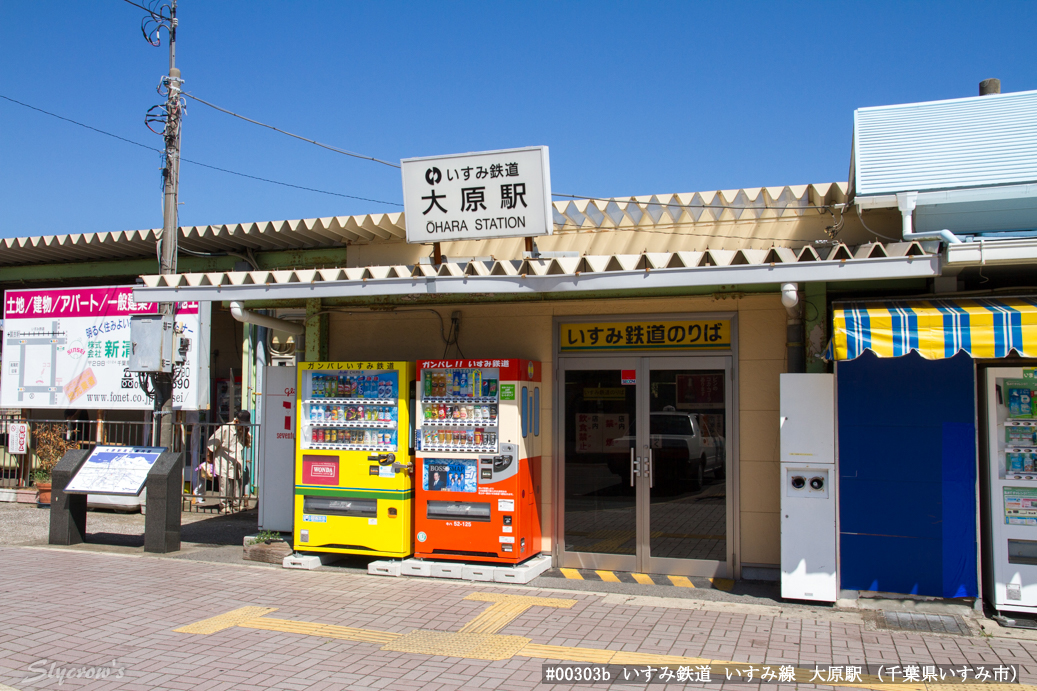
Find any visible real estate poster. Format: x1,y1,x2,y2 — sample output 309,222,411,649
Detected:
1,285,208,410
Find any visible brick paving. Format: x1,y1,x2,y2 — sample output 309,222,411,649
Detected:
1,545,1037,689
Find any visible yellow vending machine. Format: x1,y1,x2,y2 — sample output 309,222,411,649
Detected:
294,361,415,558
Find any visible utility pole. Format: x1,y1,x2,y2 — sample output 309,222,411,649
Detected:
159,1,181,279
142,0,182,450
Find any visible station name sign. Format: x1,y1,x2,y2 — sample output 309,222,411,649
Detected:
401,146,552,244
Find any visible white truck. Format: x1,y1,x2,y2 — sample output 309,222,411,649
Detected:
608,411,725,489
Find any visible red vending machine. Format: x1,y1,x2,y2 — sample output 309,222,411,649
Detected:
414,359,542,564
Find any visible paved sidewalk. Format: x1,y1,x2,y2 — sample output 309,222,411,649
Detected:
1,545,1037,690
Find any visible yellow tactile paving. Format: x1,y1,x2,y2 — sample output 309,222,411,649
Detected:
595,570,621,582
173,606,278,634
460,593,577,634
631,572,654,585
519,642,616,664
559,567,583,580
667,575,695,588
383,630,530,661
173,600,1037,691
240,617,401,644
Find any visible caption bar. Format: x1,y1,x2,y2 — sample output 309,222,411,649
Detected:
541,663,1020,685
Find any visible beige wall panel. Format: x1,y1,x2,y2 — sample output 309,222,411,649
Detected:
739,410,779,463
740,511,780,565
549,296,724,317
737,359,784,413
737,309,786,362
739,460,780,514
737,293,783,312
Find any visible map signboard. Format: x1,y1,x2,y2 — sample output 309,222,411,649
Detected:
64,445,164,496
1,285,209,410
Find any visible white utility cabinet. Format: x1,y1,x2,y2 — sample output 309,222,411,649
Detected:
258,365,297,533
779,373,837,602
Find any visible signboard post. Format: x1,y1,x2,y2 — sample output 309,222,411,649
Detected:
401,146,552,245
1,286,209,411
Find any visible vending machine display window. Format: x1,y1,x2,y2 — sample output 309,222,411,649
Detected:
417,366,500,453
301,370,399,452
997,378,1037,483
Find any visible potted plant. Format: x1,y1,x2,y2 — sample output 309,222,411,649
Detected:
31,467,53,505
32,423,78,506
243,530,293,564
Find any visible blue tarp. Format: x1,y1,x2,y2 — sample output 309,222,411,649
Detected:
838,351,977,598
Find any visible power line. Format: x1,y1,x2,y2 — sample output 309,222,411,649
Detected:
551,192,838,212
0,93,402,206
182,92,401,169
180,95,839,214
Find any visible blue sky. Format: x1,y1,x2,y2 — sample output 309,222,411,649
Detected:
1,1,1034,239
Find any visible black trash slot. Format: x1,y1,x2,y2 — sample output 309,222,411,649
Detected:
303,496,377,518
426,500,491,522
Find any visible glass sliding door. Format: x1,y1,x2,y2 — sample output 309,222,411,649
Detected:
560,359,638,571
559,356,732,577
642,359,730,576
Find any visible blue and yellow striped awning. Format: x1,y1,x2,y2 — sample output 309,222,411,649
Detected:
832,298,1037,360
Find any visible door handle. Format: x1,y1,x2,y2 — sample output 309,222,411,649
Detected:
647,449,654,488
630,448,640,487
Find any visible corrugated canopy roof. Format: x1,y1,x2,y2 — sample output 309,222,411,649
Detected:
1,183,853,267
135,241,939,304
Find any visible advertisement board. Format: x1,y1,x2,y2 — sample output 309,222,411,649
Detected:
401,146,552,243
7,422,28,455
1,286,209,410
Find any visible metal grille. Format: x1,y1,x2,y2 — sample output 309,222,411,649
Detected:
0,415,261,514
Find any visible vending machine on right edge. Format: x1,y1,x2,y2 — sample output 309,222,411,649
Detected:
984,368,1037,614
414,359,542,564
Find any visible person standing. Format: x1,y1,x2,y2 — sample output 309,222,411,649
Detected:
206,410,251,513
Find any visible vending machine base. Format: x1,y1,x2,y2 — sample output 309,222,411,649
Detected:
283,552,343,570
368,554,552,584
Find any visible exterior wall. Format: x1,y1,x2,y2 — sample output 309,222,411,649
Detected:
325,293,787,568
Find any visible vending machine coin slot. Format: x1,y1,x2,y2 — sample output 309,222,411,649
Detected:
503,515,513,525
